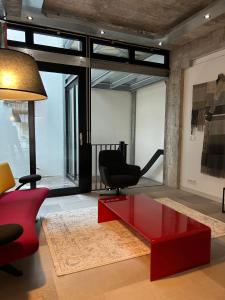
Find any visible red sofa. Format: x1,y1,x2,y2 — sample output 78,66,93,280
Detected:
0,188,48,267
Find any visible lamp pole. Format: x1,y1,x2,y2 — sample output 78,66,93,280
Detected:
0,21,7,48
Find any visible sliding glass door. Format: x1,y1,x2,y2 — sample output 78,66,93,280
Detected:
32,63,91,196
0,62,91,196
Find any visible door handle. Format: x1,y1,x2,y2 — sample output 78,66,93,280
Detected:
79,132,83,146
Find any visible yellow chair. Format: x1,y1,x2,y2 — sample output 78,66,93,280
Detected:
0,162,42,193
0,162,16,193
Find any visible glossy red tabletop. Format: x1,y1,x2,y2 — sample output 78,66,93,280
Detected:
99,194,211,243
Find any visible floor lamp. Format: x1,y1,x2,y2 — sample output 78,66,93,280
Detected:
0,48,47,101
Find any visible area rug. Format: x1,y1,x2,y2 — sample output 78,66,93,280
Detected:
42,207,150,276
42,197,225,276
155,198,225,238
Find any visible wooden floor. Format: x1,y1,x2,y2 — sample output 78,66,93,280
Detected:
1,186,225,300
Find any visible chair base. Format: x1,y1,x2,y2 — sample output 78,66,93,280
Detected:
100,187,123,196
0,264,23,276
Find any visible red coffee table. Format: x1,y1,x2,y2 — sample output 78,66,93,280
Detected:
98,194,211,281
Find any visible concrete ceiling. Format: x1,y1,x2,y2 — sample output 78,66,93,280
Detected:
171,12,225,46
2,0,22,17
1,0,225,49
42,0,215,36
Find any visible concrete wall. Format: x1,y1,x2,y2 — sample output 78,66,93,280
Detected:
165,26,225,188
135,82,166,183
180,48,225,201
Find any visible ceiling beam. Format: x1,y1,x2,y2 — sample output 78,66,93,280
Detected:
110,74,137,89
130,76,165,91
92,82,130,91
91,71,112,87
165,0,225,44
91,59,169,77
9,46,90,67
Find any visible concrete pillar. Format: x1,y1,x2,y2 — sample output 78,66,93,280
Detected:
130,91,136,164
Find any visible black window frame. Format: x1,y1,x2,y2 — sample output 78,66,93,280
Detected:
133,46,169,69
90,38,169,69
7,24,86,57
90,38,131,63
6,22,169,70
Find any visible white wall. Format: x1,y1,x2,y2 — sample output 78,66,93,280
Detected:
181,48,225,201
135,81,166,183
91,88,132,176
91,88,132,145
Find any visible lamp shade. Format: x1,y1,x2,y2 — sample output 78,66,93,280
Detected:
0,49,47,101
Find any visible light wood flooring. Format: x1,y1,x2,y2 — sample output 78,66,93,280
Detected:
1,185,225,300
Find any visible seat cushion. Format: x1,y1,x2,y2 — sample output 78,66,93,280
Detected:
109,164,127,175
110,175,139,187
0,188,48,265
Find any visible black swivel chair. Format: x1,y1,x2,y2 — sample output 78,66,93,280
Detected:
99,150,141,194
0,224,24,276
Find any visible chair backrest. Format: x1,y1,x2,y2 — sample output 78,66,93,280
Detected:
99,150,126,167
0,162,16,193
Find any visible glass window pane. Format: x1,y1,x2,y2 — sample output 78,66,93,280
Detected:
135,51,165,64
93,43,129,58
0,101,29,179
33,33,82,51
7,28,26,42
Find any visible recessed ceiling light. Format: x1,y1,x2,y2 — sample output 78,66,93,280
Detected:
204,13,211,20
158,42,162,46
27,16,33,21
100,30,105,35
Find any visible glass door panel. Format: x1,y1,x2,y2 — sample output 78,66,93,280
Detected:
65,77,79,182
35,71,78,190
0,101,29,180
67,86,75,178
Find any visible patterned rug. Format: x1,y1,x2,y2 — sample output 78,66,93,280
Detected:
42,207,150,276
155,198,225,238
42,197,225,276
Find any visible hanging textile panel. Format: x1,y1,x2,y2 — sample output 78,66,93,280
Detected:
191,74,225,178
